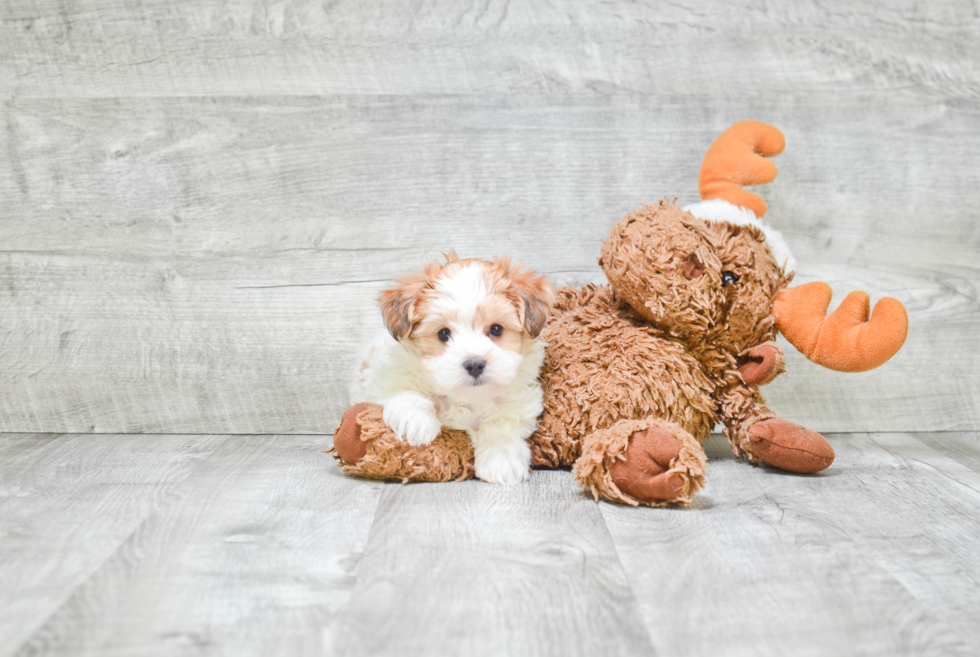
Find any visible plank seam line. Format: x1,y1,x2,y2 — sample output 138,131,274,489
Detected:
235,279,391,289
328,479,399,653
592,508,660,657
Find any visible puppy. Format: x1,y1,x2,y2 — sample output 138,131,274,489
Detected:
351,253,554,485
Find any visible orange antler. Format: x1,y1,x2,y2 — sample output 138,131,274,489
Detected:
772,282,909,372
699,121,785,218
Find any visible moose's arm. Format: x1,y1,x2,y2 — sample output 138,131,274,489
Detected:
714,340,785,451
735,341,785,386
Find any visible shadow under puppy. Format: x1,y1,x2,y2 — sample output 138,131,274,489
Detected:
347,253,554,485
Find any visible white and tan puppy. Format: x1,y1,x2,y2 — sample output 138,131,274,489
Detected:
351,254,554,485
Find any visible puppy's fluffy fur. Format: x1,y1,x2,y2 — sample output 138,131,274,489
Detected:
351,254,554,485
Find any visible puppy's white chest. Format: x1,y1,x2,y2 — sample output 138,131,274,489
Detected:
434,396,493,433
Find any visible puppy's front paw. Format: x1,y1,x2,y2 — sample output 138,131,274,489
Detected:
474,442,531,485
383,392,441,446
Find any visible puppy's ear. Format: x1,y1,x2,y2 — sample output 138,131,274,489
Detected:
507,269,555,338
379,273,428,340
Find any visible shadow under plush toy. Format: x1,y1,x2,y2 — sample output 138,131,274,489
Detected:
330,121,909,506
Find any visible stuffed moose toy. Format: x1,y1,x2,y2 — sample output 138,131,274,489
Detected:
330,121,909,506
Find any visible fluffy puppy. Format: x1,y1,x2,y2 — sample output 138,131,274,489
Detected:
351,253,554,485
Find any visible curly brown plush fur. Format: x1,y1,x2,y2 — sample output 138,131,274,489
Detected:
330,403,474,483
331,121,912,507
331,199,836,506
521,200,825,505
530,282,717,469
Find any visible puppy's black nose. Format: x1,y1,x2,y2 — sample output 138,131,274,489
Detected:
463,358,486,379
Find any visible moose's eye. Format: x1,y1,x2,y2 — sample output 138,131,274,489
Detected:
438,328,452,343
489,324,503,337
721,271,739,287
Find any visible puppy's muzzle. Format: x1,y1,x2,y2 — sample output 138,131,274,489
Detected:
463,357,486,379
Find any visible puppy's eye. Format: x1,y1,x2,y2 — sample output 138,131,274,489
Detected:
722,271,739,286
438,328,451,343
489,324,503,337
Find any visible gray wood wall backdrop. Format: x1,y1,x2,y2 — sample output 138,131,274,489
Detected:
1,0,977,435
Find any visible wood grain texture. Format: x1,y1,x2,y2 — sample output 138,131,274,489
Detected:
1,0,978,98
3,2,980,655
0,0,976,434
1,95,976,433
333,469,654,657
5,431,980,655
3,95,978,268
0,251,966,434
915,430,980,473
13,435,384,656
599,432,980,657
0,433,226,655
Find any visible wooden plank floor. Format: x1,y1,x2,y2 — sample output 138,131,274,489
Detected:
2,431,979,656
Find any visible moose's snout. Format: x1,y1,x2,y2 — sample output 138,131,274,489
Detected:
463,357,486,379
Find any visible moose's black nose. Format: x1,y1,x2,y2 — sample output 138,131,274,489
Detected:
463,358,486,379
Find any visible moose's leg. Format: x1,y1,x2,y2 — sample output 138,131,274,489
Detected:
718,385,834,474
572,418,706,507
328,403,475,482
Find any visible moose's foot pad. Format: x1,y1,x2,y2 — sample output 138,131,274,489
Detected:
745,418,835,473
609,427,689,502
574,418,707,507
332,402,373,465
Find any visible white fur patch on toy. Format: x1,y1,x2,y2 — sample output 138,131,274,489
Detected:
684,198,797,274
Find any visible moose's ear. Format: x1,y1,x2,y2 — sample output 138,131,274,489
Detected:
507,269,555,338
379,273,428,340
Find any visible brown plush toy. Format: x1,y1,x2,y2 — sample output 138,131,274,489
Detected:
330,121,909,506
